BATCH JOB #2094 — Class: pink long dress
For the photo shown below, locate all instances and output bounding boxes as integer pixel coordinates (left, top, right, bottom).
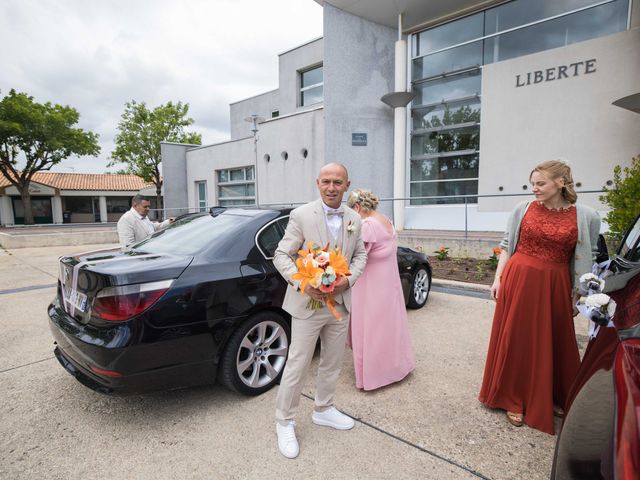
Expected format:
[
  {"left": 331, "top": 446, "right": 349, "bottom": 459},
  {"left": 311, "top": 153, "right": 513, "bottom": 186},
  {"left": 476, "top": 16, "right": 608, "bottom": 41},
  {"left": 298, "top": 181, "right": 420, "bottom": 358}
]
[{"left": 349, "top": 216, "right": 415, "bottom": 390}]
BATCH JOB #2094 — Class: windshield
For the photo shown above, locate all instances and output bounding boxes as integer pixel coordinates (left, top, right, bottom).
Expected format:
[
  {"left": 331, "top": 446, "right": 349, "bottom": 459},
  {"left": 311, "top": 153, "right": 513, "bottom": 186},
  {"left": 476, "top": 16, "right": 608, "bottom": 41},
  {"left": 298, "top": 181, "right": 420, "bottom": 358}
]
[{"left": 130, "top": 213, "right": 251, "bottom": 255}]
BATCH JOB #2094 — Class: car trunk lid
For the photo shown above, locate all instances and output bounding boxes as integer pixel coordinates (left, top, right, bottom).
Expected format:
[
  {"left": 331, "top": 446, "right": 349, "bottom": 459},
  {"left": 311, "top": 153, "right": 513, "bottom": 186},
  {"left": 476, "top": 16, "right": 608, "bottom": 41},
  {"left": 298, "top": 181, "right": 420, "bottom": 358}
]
[{"left": 58, "top": 247, "right": 192, "bottom": 324}]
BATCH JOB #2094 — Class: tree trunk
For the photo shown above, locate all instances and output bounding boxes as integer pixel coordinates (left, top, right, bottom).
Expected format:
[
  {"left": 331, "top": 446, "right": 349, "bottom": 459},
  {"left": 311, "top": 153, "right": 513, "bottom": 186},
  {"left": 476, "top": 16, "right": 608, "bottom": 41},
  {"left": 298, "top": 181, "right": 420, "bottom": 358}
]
[{"left": 20, "top": 187, "right": 35, "bottom": 225}]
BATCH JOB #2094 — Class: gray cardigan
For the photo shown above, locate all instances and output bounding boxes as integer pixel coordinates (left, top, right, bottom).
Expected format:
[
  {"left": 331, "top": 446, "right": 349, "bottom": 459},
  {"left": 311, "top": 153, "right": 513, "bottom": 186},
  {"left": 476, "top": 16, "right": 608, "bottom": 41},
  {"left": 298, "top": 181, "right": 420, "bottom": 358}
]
[{"left": 499, "top": 201, "right": 601, "bottom": 289}]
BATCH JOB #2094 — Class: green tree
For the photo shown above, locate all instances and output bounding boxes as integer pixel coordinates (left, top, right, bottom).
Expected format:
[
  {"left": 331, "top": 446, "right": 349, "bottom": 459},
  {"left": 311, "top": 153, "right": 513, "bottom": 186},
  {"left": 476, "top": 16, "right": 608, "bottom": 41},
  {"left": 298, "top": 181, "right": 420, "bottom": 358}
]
[
  {"left": 0, "top": 89, "right": 100, "bottom": 224},
  {"left": 109, "top": 100, "right": 202, "bottom": 214},
  {"left": 600, "top": 154, "right": 640, "bottom": 239}
]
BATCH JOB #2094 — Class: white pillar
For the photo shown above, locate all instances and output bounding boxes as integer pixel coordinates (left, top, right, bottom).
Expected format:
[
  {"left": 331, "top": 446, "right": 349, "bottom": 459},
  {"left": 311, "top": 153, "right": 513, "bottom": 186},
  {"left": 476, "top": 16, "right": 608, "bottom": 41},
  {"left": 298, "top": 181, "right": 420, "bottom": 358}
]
[
  {"left": 52, "top": 196, "right": 63, "bottom": 224},
  {"left": 392, "top": 15, "right": 408, "bottom": 231},
  {"left": 99, "top": 196, "right": 108, "bottom": 223},
  {"left": 0, "top": 195, "right": 14, "bottom": 225}
]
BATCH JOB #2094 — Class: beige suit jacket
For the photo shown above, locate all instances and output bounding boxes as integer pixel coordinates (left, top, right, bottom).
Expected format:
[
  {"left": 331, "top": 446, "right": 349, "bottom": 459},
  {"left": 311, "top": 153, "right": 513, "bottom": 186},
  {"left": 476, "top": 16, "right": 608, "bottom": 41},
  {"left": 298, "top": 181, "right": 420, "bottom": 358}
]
[{"left": 273, "top": 199, "right": 367, "bottom": 319}]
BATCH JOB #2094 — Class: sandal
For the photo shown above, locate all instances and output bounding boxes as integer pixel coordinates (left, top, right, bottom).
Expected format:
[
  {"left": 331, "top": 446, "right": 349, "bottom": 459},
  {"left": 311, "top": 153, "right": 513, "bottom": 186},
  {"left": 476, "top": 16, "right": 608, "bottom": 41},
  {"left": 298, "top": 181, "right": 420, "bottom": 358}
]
[
  {"left": 506, "top": 411, "right": 524, "bottom": 427},
  {"left": 553, "top": 406, "right": 565, "bottom": 418}
]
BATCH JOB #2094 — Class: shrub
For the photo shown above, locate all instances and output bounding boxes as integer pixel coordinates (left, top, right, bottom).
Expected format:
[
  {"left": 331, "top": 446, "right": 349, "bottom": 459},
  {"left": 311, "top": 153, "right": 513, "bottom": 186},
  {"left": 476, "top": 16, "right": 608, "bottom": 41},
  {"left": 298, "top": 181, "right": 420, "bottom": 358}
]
[
  {"left": 487, "top": 247, "right": 501, "bottom": 269},
  {"left": 600, "top": 154, "right": 640, "bottom": 239},
  {"left": 433, "top": 246, "right": 450, "bottom": 261}
]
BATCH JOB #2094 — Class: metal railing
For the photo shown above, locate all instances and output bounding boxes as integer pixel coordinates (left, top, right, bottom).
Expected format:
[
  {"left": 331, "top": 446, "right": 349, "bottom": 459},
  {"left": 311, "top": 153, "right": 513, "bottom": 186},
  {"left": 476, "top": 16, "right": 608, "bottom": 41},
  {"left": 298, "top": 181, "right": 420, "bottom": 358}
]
[{"left": 153, "top": 189, "right": 607, "bottom": 237}]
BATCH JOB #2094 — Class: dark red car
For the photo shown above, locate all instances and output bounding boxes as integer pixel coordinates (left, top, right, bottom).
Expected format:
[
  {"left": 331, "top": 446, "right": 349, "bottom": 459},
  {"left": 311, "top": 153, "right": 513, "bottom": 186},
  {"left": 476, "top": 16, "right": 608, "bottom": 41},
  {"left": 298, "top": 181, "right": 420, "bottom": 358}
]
[{"left": 551, "top": 216, "right": 640, "bottom": 479}]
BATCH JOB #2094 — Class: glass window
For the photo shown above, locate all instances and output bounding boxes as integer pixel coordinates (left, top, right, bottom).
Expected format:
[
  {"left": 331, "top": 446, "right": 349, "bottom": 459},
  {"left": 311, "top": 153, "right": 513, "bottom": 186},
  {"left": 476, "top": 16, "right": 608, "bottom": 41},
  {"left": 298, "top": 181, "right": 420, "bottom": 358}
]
[
  {"left": 271, "top": 110, "right": 279, "bottom": 118},
  {"left": 412, "top": 98, "right": 481, "bottom": 131},
  {"left": 64, "top": 196, "right": 94, "bottom": 214},
  {"left": 216, "top": 166, "right": 255, "bottom": 206},
  {"left": 410, "top": 154, "right": 479, "bottom": 182},
  {"left": 414, "top": 12, "right": 483, "bottom": 56},
  {"left": 410, "top": 180, "right": 478, "bottom": 205},
  {"left": 131, "top": 213, "right": 249, "bottom": 256},
  {"left": 196, "top": 181, "right": 207, "bottom": 212},
  {"left": 257, "top": 218, "right": 287, "bottom": 258},
  {"left": 106, "top": 196, "right": 131, "bottom": 214},
  {"left": 484, "top": 0, "right": 605, "bottom": 36},
  {"left": 413, "top": 70, "right": 481, "bottom": 106},
  {"left": 411, "top": 125, "right": 480, "bottom": 156},
  {"left": 300, "top": 65, "right": 323, "bottom": 106},
  {"left": 412, "top": 41, "right": 483, "bottom": 81},
  {"left": 484, "top": 1, "right": 630, "bottom": 64},
  {"left": 301, "top": 65, "right": 323, "bottom": 87}
]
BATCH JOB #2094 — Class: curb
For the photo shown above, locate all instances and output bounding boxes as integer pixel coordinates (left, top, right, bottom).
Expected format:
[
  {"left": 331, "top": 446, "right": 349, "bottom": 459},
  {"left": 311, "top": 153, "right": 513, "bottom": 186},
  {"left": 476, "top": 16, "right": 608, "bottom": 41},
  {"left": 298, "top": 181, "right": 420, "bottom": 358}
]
[{"left": 432, "top": 277, "right": 491, "bottom": 293}]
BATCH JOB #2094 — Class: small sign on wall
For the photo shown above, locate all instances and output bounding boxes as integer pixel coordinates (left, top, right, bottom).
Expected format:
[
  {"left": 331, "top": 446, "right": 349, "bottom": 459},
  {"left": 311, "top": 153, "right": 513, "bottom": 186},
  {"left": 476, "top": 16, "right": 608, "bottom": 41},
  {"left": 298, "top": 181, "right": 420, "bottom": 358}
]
[{"left": 352, "top": 133, "right": 367, "bottom": 146}]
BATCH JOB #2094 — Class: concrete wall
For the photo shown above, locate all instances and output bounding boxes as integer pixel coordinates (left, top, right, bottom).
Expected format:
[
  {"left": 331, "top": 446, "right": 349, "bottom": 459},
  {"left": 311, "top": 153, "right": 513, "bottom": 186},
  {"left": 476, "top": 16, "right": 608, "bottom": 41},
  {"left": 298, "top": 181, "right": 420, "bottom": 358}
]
[
  {"left": 160, "top": 142, "right": 194, "bottom": 216},
  {"left": 229, "top": 89, "right": 279, "bottom": 140},
  {"left": 257, "top": 107, "right": 325, "bottom": 206},
  {"left": 278, "top": 38, "right": 324, "bottom": 115},
  {"left": 185, "top": 137, "right": 254, "bottom": 211},
  {"left": 478, "top": 27, "right": 640, "bottom": 213},
  {"left": 323, "top": 4, "right": 396, "bottom": 218}
]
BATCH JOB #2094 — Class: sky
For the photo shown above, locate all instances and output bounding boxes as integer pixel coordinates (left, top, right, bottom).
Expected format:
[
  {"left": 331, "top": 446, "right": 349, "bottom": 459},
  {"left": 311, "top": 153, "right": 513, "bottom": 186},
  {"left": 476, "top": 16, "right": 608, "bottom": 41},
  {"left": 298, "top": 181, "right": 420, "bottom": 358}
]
[{"left": 0, "top": 0, "right": 323, "bottom": 173}]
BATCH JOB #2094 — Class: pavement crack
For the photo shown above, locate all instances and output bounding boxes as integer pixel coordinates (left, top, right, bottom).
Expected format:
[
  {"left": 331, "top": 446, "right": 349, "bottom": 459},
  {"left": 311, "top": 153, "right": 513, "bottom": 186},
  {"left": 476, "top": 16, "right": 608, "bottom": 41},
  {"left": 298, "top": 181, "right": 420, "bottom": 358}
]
[
  {"left": 302, "top": 392, "right": 492, "bottom": 480},
  {"left": 0, "top": 357, "right": 55, "bottom": 375}
]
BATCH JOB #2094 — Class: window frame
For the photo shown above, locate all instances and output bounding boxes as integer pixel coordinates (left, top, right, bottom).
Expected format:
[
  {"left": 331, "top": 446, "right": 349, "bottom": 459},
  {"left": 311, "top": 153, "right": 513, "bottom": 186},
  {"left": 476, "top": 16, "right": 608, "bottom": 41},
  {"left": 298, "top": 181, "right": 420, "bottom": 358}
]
[{"left": 299, "top": 64, "right": 324, "bottom": 107}]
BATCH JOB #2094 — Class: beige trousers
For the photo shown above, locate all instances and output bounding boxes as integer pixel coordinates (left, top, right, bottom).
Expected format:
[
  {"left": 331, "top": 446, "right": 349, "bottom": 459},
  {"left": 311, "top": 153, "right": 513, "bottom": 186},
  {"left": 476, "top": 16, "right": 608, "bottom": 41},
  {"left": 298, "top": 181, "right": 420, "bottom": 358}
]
[{"left": 275, "top": 303, "right": 349, "bottom": 424}]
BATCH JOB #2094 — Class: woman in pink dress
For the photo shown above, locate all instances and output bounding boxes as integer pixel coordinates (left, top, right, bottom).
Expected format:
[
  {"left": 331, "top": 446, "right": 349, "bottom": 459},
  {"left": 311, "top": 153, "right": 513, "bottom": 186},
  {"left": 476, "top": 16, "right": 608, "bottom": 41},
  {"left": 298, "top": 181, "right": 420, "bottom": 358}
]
[{"left": 346, "top": 189, "right": 415, "bottom": 390}]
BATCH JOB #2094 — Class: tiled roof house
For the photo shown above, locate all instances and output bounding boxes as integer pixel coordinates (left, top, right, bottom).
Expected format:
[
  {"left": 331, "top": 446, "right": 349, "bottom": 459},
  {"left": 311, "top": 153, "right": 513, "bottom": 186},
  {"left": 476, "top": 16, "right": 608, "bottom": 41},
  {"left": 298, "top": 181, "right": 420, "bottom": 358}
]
[{"left": 0, "top": 172, "right": 157, "bottom": 225}]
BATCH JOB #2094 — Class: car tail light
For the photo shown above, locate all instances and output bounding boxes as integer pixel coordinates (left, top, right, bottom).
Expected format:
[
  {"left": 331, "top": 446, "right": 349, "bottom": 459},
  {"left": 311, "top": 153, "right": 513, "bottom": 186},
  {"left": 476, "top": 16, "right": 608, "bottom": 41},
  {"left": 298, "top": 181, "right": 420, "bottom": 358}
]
[
  {"left": 92, "top": 280, "right": 174, "bottom": 322},
  {"left": 614, "top": 339, "right": 640, "bottom": 480},
  {"left": 90, "top": 366, "right": 123, "bottom": 377}
]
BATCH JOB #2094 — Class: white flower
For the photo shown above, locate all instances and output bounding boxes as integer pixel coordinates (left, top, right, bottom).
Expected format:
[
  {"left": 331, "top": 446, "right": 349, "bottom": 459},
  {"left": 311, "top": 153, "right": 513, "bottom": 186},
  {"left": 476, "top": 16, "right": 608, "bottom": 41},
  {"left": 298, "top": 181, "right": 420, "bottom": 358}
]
[
  {"left": 607, "top": 299, "right": 617, "bottom": 317},
  {"left": 580, "top": 273, "right": 599, "bottom": 283},
  {"left": 585, "top": 293, "right": 611, "bottom": 309},
  {"left": 316, "top": 251, "right": 330, "bottom": 266},
  {"left": 346, "top": 221, "right": 355, "bottom": 234}
]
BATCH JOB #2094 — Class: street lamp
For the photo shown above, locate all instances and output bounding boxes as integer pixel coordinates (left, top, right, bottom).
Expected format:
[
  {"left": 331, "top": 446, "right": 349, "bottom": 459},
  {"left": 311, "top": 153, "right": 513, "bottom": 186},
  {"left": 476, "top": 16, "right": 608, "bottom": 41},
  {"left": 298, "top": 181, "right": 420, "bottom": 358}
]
[{"left": 244, "top": 114, "right": 264, "bottom": 207}]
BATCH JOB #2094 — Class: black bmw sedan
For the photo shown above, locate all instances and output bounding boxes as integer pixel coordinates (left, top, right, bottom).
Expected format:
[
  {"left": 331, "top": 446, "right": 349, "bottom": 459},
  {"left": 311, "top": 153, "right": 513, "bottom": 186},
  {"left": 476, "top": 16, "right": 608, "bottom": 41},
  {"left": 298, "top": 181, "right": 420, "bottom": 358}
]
[{"left": 48, "top": 207, "right": 431, "bottom": 396}]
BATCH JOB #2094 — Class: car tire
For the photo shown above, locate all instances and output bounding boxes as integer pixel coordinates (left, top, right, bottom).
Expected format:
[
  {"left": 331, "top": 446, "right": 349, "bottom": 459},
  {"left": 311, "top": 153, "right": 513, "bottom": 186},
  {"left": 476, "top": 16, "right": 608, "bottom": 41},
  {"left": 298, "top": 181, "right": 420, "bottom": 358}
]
[
  {"left": 218, "top": 311, "right": 290, "bottom": 396},
  {"left": 407, "top": 265, "right": 431, "bottom": 309}
]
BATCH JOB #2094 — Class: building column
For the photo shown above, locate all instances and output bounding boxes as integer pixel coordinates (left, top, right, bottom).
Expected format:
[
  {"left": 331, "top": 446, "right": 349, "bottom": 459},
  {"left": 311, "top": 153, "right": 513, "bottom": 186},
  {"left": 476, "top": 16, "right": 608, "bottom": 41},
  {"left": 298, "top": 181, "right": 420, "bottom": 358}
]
[
  {"left": 99, "top": 196, "right": 108, "bottom": 223},
  {"left": 52, "top": 196, "right": 63, "bottom": 224},
  {"left": 0, "top": 195, "right": 14, "bottom": 226},
  {"left": 392, "top": 15, "right": 408, "bottom": 231}
]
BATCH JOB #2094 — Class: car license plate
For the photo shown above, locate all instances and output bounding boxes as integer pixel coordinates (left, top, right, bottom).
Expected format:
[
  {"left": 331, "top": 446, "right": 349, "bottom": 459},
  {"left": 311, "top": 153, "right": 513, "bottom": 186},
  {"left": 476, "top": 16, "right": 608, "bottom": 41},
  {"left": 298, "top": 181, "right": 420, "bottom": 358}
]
[{"left": 65, "top": 289, "right": 88, "bottom": 313}]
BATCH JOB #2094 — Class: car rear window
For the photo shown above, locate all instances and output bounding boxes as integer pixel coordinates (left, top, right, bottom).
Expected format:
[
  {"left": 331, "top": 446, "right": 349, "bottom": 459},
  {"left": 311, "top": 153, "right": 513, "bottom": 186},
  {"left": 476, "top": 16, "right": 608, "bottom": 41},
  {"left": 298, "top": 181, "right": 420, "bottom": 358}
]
[{"left": 130, "top": 213, "right": 250, "bottom": 255}]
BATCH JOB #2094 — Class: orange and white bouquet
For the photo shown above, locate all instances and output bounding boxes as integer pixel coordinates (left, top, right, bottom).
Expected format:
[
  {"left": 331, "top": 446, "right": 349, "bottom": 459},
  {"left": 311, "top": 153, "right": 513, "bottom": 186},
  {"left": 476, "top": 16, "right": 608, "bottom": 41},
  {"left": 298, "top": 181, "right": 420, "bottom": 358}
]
[{"left": 291, "top": 241, "right": 351, "bottom": 320}]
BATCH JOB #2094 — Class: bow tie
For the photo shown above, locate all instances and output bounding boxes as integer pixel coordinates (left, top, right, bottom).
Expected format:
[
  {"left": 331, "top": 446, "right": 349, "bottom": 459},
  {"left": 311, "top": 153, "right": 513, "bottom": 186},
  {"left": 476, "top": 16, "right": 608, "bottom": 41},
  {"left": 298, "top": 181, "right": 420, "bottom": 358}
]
[{"left": 326, "top": 209, "right": 344, "bottom": 218}]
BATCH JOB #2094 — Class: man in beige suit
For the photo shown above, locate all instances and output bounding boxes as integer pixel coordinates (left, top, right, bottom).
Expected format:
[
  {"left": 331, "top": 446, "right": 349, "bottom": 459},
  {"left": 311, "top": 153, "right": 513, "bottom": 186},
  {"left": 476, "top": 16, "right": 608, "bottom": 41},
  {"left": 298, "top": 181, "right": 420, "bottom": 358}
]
[
  {"left": 117, "top": 195, "right": 173, "bottom": 247},
  {"left": 273, "top": 163, "right": 367, "bottom": 459}
]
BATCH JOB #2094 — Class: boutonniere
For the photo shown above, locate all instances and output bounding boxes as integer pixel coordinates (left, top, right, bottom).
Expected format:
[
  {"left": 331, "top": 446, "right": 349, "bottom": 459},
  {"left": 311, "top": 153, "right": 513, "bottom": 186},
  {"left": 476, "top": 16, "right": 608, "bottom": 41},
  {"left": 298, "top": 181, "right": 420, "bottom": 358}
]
[{"left": 346, "top": 220, "right": 355, "bottom": 235}]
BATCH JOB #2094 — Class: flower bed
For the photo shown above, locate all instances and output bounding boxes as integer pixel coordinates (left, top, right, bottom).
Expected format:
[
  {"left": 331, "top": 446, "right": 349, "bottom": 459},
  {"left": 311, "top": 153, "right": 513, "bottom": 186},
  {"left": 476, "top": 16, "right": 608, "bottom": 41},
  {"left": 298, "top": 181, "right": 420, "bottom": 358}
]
[{"left": 428, "top": 256, "right": 497, "bottom": 285}]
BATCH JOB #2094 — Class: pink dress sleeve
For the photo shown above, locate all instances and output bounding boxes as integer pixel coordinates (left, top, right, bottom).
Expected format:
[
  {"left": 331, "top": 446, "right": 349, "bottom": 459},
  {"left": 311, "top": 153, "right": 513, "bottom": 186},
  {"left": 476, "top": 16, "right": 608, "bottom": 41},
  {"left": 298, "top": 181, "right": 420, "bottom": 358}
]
[{"left": 361, "top": 218, "right": 377, "bottom": 254}]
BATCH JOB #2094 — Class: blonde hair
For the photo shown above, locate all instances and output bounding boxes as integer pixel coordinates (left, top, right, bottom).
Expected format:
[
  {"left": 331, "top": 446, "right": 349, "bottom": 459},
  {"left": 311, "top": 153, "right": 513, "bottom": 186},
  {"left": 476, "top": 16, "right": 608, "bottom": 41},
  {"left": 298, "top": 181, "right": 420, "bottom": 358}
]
[
  {"left": 347, "top": 188, "right": 379, "bottom": 211},
  {"left": 530, "top": 160, "right": 578, "bottom": 204}
]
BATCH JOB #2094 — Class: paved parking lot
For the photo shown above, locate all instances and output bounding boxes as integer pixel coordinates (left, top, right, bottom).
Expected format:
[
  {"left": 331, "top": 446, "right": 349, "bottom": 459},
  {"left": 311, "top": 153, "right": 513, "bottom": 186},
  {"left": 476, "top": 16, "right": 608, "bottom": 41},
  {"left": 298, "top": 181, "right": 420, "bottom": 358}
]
[{"left": 0, "top": 244, "right": 589, "bottom": 479}]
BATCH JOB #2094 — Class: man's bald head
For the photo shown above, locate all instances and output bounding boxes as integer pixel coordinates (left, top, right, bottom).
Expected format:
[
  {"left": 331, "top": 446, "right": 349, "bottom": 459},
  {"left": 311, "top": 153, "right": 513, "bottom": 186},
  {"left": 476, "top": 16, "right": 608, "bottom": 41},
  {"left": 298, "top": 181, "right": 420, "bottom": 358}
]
[{"left": 318, "top": 163, "right": 349, "bottom": 181}]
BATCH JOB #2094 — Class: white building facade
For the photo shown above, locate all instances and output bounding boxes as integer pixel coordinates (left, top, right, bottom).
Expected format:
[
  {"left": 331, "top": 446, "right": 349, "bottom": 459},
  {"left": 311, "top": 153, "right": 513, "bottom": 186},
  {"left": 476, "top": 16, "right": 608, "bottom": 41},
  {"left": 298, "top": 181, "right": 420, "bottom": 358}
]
[{"left": 163, "top": 0, "right": 640, "bottom": 231}]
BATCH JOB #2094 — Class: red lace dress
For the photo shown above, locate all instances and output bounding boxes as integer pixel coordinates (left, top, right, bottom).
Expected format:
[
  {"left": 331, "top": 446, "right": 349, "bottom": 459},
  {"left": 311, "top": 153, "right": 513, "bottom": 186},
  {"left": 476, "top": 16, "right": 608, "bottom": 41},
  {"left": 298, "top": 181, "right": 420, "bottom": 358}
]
[{"left": 479, "top": 201, "right": 579, "bottom": 435}]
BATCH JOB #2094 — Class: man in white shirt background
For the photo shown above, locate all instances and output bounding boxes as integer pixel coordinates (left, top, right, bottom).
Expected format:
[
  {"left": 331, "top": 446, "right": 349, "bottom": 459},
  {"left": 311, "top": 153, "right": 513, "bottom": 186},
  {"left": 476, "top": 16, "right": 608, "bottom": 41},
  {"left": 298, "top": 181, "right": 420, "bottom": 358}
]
[{"left": 117, "top": 194, "right": 173, "bottom": 247}]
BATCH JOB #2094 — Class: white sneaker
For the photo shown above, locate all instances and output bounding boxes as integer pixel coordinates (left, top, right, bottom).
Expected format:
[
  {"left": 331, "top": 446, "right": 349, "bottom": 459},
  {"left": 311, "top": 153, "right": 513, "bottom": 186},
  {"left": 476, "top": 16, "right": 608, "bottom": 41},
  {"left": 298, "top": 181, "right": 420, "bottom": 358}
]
[
  {"left": 311, "top": 407, "right": 355, "bottom": 430},
  {"left": 276, "top": 421, "right": 299, "bottom": 459}
]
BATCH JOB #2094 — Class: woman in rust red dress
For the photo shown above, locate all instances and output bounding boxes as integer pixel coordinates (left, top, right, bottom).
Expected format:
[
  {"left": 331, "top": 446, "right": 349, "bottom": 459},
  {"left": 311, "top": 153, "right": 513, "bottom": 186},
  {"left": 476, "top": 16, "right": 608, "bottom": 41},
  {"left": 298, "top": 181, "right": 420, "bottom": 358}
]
[{"left": 479, "top": 160, "right": 601, "bottom": 434}]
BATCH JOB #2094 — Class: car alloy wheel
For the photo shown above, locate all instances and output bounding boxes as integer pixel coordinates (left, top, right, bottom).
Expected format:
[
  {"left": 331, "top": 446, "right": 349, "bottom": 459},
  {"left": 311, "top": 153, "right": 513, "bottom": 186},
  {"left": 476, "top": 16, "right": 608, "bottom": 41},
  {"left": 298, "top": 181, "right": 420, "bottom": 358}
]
[
  {"left": 408, "top": 266, "right": 430, "bottom": 309},
  {"left": 219, "top": 311, "right": 290, "bottom": 395}
]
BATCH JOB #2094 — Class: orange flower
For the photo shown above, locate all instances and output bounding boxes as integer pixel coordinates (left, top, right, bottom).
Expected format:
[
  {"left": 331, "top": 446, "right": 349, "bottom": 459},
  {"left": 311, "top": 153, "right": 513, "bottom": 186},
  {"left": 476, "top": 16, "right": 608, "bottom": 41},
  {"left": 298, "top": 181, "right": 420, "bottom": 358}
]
[
  {"left": 291, "top": 257, "right": 323, "bottom": 295},
  {"left": 329, "top": 247, "right": 351, "bottom": 277},
  {"left": 493, "top": 247, "right": 502, "bottom": 256}
]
